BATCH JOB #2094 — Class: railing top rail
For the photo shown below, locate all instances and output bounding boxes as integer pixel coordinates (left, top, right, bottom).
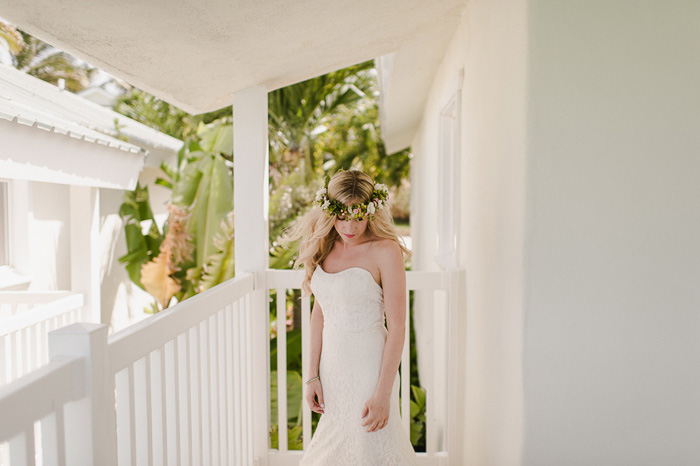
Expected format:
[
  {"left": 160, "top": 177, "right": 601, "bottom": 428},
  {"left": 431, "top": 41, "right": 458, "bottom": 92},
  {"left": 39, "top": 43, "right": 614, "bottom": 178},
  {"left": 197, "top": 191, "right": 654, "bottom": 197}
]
[
  {"left": 108, "top": 272, "right": 255, "bottom": 373},
  {"left": 0, "top": 293, "right": 84, "bottom": 336},
  {"left": 0, "top": 290, "right": 78, "bottom": 304},
  {"left": 0, "top": 355, "right": 84, "bottom": 442}
]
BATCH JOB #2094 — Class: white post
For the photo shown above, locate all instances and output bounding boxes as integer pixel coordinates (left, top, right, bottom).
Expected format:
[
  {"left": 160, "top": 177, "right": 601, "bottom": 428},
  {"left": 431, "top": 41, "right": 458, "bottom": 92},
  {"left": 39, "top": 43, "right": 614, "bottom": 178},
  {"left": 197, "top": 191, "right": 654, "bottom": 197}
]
[
  {"left": 48, "top": 322, "right": 117, "bottom": 465},
  {"left": 69, "top": 186, "right": 101, "bottom": 323},
  {"left": 446, "top": 269, "right": 466, "bottom": 466},
  {"left": 233, "top": 85, "right": 270, "bottom": 465},
  {"left": 9, "top": 179, "right": 31, "bottom": 277}
]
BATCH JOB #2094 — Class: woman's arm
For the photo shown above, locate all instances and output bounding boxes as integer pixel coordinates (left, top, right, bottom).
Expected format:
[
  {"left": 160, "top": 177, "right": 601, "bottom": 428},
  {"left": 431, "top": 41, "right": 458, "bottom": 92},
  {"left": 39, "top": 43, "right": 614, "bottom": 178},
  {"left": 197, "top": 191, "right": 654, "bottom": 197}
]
[
  {"left": 308, "top": 296, "right": 324, "bottom": 379},
  {"left": 361, "top": 241, "right": 406, "bottom": 432},
  {"left": 373, "top": 242, "right": 407, "bottom": 397},
  {"left": 305, "top": 294, "right": 326, "bottom": 414}
]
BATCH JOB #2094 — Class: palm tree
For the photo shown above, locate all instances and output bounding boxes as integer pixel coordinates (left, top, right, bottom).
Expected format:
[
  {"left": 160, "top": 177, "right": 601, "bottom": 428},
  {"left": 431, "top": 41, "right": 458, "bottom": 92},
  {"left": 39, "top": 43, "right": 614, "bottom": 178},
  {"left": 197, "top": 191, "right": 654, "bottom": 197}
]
[
  {"left": 268, "top": 60, "right": 376, "bottom": 187},
  {"left": 0, "top": 23, "right": 94, "bottom": 92},
  {"left": 14, "top": 32, "right": 94, "bottom": 92},
  {"left": 268, "top": 62, "right": 411, "bottom": 266}
]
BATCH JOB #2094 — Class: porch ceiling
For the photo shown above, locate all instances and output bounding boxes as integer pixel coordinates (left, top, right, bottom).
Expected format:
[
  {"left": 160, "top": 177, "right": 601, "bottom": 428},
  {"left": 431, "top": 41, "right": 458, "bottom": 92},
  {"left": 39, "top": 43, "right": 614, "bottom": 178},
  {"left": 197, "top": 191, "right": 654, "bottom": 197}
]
[{"left": 1, "top": 1, "right": 464, "bottom": 132}]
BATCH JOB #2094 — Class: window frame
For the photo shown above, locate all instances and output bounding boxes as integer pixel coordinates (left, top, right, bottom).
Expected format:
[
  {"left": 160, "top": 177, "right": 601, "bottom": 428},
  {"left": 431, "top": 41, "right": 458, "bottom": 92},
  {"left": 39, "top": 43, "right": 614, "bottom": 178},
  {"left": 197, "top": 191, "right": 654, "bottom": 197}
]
[
  {"left": 0, "top": 178, "right": 33, "bottom": 290},
  {"left": 435, "top": 68, "right": 464, "bottom": 271}
]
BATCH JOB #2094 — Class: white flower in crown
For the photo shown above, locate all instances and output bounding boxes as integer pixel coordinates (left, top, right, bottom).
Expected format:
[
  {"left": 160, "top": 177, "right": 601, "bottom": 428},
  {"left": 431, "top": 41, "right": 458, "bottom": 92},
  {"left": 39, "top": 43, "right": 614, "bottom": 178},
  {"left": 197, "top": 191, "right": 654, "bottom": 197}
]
[
  {"left": 315, "top": 186, "right": 327, "bottom": 201},
  {"left": 322, "top": 199, "right": 330, "bottom": 209},
  {"left": 374, "top": 182, "right": 388, "bottom": 193},
  {"left": 366, "top": 202, "right": 376, "bottom": 214}
]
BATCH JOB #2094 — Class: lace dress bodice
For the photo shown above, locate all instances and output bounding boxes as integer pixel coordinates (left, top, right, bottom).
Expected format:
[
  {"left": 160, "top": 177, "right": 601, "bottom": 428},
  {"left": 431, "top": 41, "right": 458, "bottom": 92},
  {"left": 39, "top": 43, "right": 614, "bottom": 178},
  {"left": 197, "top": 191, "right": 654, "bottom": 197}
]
[{"left": 311, "top": 265, "right": 385, "bottom": 332}]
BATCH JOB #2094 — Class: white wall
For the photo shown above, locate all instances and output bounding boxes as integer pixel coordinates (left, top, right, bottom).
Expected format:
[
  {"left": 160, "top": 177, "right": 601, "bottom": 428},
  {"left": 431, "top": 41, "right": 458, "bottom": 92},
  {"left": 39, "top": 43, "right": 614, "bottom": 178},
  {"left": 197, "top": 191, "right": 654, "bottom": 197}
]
[
  {"left": 413, "top": 0, "right": 700, "bottom": 462},
  {"left": 523, "top": 1, "right": 700, "bottom": 464},
  {"left": 1, "top": 170, "right": 168, "bottom": 333},
  {"left": 28, "top": 181, "right": 71, "bottom": 290},
  {"left": 411, "top": 0, "right": 527, "bottom": 463}
]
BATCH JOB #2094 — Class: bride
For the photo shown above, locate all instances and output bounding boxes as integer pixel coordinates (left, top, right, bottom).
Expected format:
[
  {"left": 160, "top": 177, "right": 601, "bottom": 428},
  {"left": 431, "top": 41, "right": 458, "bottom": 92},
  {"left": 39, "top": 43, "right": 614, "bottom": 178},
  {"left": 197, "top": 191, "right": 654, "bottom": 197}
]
[{"left": 281, "top": 168, "right": 417, "bottom": 465}]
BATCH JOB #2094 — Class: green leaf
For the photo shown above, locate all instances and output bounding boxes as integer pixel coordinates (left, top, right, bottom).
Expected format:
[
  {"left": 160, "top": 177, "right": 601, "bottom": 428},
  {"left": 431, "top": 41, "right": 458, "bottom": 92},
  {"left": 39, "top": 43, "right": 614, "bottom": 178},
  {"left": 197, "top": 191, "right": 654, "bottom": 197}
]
[
  {"left": 270, "top": 328, "right": 303, "bottom": 373},
  {"left": 198, "top": 211, "right": 236, "bottom": 291},
  {"left": 411, "top": 384, "right": 426, "bottom": 409},
  {"left": 197, "top": 120, "right": 233, "bottom": 156},
  {"left": 270, "top": 369, "right": 304, "bottom": 424},
  {"left": 172, "top": 158, "right": 204, "bottom": 207},
  {"left": 185, "top": 154, "right": 233, "bottom": 273},
  {"left": 410, "top": 419, "right": 424, "bottom": 445},
  {"left": 410, "top": 399, "right": 420, "bottom": 419}
]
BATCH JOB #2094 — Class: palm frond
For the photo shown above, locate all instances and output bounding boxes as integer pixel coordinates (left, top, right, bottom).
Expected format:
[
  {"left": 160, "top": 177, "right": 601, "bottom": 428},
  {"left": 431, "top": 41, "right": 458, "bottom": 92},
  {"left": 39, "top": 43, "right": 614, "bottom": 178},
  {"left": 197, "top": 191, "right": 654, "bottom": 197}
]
[{"left": 0, "top": 22, "right": 25, "bottom": 55}]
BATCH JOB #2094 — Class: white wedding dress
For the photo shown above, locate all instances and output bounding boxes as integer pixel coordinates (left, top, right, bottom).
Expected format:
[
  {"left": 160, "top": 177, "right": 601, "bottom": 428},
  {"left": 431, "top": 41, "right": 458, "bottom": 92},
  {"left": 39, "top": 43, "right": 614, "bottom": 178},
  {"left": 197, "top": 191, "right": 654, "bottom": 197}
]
[{"left": 298, "top": 265, "right": 419, "bottom": 466}]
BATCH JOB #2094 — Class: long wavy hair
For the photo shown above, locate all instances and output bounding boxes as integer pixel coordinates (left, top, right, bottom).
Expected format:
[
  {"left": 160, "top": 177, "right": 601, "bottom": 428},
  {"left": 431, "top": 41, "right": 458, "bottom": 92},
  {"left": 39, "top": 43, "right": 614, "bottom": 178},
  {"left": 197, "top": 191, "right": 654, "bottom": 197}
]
[{"left": 280, "top": 169, "right": 412, "bottom": 297}]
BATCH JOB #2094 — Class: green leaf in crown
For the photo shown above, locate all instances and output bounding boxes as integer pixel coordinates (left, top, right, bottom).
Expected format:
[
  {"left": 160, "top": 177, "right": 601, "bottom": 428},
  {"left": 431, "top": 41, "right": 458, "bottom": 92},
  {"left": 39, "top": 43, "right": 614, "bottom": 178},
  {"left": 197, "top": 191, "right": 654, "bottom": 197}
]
[{"left": 314, "top": 176, "right": 389, "bottom": 221}]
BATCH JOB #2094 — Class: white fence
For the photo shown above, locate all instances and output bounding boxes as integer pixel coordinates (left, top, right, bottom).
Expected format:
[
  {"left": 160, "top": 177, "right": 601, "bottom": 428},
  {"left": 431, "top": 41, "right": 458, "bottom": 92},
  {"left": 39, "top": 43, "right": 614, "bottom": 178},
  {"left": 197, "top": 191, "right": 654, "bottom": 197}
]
[
  {"left": 0, "top": 291, "right": 84, "bottom": 388},
  {"left": 0, "top": 268, "right": 463, "bottom": 466},
  {"left": 0, "top": 274, "right": 255, "bottom": 466}
]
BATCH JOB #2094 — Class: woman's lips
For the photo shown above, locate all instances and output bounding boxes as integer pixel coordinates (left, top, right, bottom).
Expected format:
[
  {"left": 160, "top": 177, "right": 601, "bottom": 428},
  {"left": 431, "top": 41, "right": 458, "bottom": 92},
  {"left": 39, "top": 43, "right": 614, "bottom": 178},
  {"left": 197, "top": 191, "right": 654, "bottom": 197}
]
[{"left": 345, "top": 234, "right": 355, "bottom": 237}]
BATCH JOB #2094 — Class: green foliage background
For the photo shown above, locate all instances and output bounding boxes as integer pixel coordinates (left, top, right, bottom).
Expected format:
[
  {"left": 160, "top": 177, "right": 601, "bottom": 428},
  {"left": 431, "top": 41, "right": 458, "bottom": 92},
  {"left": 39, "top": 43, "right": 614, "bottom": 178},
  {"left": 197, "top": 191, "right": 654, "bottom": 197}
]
[
  {"left": 0, "top": 21, "right": 429, "bottom": 454},
  {"left": 112, "top": 60, "right": 425, "bottom": 451}
]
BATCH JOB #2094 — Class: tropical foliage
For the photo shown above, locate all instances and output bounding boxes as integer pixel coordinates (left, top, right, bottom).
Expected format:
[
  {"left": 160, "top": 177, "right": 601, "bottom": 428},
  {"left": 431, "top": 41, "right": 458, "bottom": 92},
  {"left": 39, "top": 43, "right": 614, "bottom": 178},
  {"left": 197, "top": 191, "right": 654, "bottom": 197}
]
[
  {"left": 117, "top": 121, "right": 236, "bottom": 311},
  {"left": 113, "top": 87, "right": 232, "bottom": 142},
  {"left": 1, "top": 21, "right": 426, "bottom": 451},
  {"left": 109, "top": 58, "right": 422, "bottom": 447},
  {"left": 0, "top": 21, "right": 94, "bottom": 92}
]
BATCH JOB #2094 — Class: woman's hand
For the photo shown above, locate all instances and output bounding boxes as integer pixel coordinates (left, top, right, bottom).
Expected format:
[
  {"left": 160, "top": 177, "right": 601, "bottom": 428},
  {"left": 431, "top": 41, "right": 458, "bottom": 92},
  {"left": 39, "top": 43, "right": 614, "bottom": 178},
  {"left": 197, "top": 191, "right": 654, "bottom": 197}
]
[
  {"left": 361, "top": 391, "right": 390, "bottom": 432},
  {"left": 305, "top": 379, "right": 325, "bottom": 414}
]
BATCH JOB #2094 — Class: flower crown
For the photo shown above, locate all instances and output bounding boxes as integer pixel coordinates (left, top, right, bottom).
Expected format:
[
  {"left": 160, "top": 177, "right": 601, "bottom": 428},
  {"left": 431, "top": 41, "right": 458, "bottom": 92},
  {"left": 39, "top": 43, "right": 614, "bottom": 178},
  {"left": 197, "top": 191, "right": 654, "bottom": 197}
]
[{"left": 315, "top": 175, "right": 390, "bottom": 221}]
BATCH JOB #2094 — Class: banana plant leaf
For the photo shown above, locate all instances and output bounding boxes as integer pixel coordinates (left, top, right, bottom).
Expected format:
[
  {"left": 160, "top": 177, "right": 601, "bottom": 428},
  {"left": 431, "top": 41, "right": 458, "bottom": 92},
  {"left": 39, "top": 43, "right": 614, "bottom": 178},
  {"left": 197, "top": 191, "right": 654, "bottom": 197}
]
[
  {"left": 197, "top": 120, "right": 233, "bottom": 156},
  {"left": 171, "top": 152, "right": 205, "bottom": 207},
  {"left": 117, "top": 182, "right": 163, "bottom": 289},
  {"left": 176, "top": 153, "right": 233, "bottom": 273},
  {"left": 198, "top": 211, "right": 235, "bottom": 292}
]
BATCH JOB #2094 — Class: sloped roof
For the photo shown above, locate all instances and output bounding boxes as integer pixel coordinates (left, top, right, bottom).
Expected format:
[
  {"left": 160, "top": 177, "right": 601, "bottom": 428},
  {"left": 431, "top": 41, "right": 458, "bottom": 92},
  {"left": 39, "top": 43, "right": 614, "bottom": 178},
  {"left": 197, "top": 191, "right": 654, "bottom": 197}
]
[
  {"left": 0, "top": 114, "right": 145, "bottom": 189},
  {"left": 0, "top": 64, "right": 183, "bottom": 166},
  {"left": 0, "top": 64, "right": 181, "bottom": 189},
  {"left": 0, "top": 67, "right": 143, "bottom": 154}
]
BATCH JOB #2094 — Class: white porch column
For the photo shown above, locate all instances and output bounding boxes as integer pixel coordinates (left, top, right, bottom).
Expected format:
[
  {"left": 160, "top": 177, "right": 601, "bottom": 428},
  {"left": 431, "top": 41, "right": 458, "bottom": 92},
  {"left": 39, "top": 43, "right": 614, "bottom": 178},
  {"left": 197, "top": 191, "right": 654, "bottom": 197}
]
[
  {"left": 69, "top": 185, "right": 101, "bottom": 323},
  {"left": 233, "top": 84, "right": 270, "bottom": 465}
]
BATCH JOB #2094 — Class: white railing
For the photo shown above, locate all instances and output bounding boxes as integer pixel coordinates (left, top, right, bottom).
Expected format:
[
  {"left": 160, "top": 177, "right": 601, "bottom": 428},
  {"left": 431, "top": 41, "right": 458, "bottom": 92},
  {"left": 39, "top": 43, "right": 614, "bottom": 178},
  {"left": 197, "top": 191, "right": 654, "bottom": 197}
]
[
  {"left": 109, "top": 272, "right": 256, "bottom": 466},
  {"left": 0, "top": 273, "right": 256, "bottom": 466},
  {"left": 0, "top": 291, "right": 84, "bottom": 387},
  {"left": 0, "top": 353, "right": 85, "bottom": 465},
  {"left": 266, "top": 268, "right": 461, "bottom": 466},
  {"left": 0, "top": 268, "right": 463, "bottom": 466}
]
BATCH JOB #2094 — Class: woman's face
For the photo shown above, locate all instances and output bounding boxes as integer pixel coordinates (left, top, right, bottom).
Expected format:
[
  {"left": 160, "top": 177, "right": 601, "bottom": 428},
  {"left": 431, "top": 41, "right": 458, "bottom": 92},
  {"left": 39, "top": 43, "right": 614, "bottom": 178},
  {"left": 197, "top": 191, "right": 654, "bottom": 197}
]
[{"left": 334, "top": 203, "right": 369, "bottom": 243}]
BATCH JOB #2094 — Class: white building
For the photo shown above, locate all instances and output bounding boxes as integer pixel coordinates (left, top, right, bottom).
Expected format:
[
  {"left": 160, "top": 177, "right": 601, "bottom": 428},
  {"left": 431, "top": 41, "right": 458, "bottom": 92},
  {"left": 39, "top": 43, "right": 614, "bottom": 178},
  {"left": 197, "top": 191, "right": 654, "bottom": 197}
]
[
  {"left": 0, "top": 0, "right": 697, "bottom": 465},
  {"left": 0, "top": 62, "right": 184, "bottom": 385}
]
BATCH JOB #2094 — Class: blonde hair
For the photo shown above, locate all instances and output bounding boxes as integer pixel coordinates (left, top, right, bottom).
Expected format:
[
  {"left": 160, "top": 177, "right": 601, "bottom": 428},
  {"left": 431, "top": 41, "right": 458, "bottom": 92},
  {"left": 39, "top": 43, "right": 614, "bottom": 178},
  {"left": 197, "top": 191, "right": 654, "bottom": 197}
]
[{"left": 279, "top": 169, "right": 412, "bottom": 296}]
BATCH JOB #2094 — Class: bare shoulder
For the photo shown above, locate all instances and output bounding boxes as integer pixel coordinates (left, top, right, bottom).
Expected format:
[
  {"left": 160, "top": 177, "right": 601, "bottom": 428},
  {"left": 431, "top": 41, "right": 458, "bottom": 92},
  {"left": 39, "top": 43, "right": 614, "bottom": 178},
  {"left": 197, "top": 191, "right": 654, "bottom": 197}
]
[
  {"left": 374, "top": 238, "right": 401, "bottom": 254},
  {"left": 373, "top": 239, "right": 405, "bottom": 295},
  {"left": 374, "top": 239, "right": 404, "bottom": 272}
]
